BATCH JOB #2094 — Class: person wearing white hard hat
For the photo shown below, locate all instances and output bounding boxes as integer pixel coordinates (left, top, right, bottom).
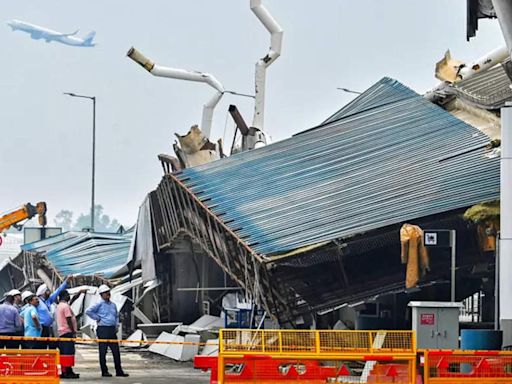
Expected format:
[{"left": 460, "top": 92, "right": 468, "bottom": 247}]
[
  {"left": 7, "top": 289, "right": 24, "bottom": 344},
  {"left": 9, "top": 290, "right": 22, "bottom": 312},
  {"left": 35, "top": 276, "right": 70, "bottom": 349},
  {"left": 20, "top": 291, "right": 42, "bottom": 349},
  {"left": 86, "top": 285, "right": 129, "bottom": 378},
  {"left": 0, "top": 290, "right": 22, "bottom": 349}
]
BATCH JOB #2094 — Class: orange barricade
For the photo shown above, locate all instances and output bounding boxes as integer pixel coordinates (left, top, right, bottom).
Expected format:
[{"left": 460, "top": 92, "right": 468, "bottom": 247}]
[
  {"left": 216, "top": 329, "right": 417, "bottom": 383},
  {"left": 219, "top": 354, "right": 416, "bottom": 383},
  {"left": 423, "top": 350, "right": 512, "bottom": 384},
  {"left": 0, "top": 349, "right": 60, "bottom": 384}
]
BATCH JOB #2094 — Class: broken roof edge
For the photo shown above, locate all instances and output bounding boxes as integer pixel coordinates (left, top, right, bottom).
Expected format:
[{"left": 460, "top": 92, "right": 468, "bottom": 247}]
[
  {"left": 168, "top": 172, "right": 267, "bottom": 263},
  {"left": 426, "top": 61, "right": 512, "bottom": 111},
  {"left": 265, "top": 202, "right": 497, "bottom": 266},
  {"left": 266, "top": 241, "right": 330, "bottom": 262},
  {"left": 319, "top": 77, "right": 420, "bottom": 124}
]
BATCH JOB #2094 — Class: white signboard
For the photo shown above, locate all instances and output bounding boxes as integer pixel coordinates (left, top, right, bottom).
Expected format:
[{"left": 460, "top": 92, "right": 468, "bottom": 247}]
[
  {"left": 424, "top": 232, "right": 438, "bottom": 246},
  {"left": 24, "top": 227, "right": 62, "bottom": 244}
]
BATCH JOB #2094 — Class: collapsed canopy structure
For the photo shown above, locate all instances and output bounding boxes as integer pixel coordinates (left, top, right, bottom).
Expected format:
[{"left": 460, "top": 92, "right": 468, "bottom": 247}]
[{"left": 147, "top": 77, "right": 500, "bottom": 325}]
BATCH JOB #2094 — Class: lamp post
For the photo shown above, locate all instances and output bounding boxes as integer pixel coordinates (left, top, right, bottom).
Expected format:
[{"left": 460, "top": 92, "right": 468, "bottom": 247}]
[
  {"left": 336, "top": 87, "right": 362, "bottom": 95},
  {"left": 63, "top": 92, "right": 96, "bottom": 231}
]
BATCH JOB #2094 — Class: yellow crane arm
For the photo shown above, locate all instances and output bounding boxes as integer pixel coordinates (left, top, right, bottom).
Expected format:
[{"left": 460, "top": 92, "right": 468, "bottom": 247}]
[{"left": 0, "top": 202, "right": 47, "bottom": 233}]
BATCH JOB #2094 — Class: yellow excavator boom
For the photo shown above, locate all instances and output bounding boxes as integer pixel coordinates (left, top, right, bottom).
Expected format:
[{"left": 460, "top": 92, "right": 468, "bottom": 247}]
[{"left": 0, "top": 202, "right": 47, "bottom": 233}]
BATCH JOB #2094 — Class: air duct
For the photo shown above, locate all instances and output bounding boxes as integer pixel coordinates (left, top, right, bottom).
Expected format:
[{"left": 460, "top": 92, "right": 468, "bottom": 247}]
[
  {"left": 127, "top": 47, "right": 225, "bottom": 138},
  {"left": 250, "top": 0, "right": 283, "bottom": 131},
  {"left": 435, "top": 46, "right": 509, "bottom": 82}
]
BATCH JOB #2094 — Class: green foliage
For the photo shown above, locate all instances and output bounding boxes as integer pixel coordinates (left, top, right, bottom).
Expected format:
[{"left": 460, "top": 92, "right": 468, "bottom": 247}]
[{"left": 54, "top": 205, "right": 122, "bottom": 233}]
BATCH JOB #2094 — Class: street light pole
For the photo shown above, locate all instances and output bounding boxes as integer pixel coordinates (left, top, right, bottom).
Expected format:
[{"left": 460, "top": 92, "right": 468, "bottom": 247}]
[
  {"left": 336, "top": 87, "right": 363, "bottom": 95},
  {"left": 63, "top": 92, "right": 96, "bottom": 231}
]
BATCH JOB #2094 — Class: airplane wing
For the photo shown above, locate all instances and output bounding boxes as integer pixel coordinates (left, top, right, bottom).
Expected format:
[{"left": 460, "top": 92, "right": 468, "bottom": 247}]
[
  {"left": 45, "top": 29, "right": 80, "bottom": 38},
  {"left": 30, "top": 31, "right": 43, "bottom": 39}
]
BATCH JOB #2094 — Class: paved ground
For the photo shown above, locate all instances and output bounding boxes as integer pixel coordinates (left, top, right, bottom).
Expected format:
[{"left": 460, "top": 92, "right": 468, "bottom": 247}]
[{"left": 61, "top": 345, "right": 211, "bottom": 384}]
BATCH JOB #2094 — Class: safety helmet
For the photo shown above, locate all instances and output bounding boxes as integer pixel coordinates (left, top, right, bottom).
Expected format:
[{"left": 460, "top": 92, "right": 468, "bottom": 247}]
[
  {"left": 36, "top": 284, "right": 48, "bottom": 297},
  {"left": 98, "top": 284, "right": 111, "bottom": 294},
  {"left": 21, "top": 291, "right": 35, "bottom": 302},
  {"left": 4, "top": 289, "right": 21, "bottom": 298}
]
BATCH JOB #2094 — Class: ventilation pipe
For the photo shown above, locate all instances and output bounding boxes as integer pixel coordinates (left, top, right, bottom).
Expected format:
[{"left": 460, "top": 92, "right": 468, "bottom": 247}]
[
  {"left": 250, "top": 0, "right": 283, "bottom": 131},
  {"left": 127, "top": 47, "right": 225, "bottom": 138},
  {"left": 435, "top": 46, "right": 509, "bottom": 82}
]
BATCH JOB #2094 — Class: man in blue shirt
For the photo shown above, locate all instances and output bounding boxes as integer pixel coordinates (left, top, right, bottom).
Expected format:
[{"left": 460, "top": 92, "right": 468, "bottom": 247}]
[
  {"left": 21, "top": 292, "right": 42, "bottom": 349},
  {"left": 36, "top": 276, "right": 69, "bottom": 348},
  {"left": 86, "top": 285, "right": 128, "bottom": 378},
  {"left": 0, "top": 290, "right": 22, "bottom": 349}
]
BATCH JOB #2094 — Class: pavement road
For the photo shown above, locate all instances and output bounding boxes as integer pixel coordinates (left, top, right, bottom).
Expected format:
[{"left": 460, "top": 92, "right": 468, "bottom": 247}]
[{"left": 61, "top": 345, "right": 211, "bottom": 384}]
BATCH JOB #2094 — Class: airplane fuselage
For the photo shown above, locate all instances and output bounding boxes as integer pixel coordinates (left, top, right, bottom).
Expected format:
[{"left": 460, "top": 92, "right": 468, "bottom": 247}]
[{"left": 7, "top": 19, "right": 95, "bottom": 47}]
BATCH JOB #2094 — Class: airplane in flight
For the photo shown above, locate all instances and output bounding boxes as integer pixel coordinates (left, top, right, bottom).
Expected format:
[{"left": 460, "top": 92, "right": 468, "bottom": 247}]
[{"left": 6, "top": 19, "right": 96, "bottom": 47}]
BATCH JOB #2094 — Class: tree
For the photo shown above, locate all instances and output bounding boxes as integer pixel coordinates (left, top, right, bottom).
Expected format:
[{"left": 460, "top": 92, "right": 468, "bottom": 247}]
[
  {"left": 54, "top": 205, "right": 123, "bottom": 233},
  {"left": 54, "top": 210, "right": 73, "bottom": 231}
]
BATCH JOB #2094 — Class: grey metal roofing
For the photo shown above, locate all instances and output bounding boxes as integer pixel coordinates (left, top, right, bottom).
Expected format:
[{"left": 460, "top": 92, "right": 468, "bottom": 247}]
[
  {"left": 446, "top": 64, "right": 512, "bottom": 109},
  {"left": 177, "top": 77, "right": 500, "bottom": 256},
  {"left": 21, "top": 231, "right": 133, "bottom": 278}
]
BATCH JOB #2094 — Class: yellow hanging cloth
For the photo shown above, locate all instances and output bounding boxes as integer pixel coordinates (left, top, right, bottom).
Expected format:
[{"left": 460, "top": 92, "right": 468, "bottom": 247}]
[{"left": 400, "top": 224, "right": 430, "bottom": 289}]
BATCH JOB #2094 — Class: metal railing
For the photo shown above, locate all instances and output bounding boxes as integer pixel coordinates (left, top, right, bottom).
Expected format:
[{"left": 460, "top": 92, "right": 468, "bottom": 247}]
[{"left": 220, "top": 329, "right": 416, "bottom": 356}]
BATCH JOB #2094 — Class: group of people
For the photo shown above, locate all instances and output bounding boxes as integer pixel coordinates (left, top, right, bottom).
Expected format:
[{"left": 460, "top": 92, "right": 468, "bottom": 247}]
[{"left": 0, "top": 279, "right": 129, "bottom": 379}]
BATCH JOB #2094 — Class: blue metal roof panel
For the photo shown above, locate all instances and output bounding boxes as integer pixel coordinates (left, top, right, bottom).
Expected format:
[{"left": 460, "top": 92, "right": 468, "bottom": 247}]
[
  {"left": 178, "top": 78, "right": 500, "bottom": 256},
  {"left": 21, "top": 231, "right": 133, "bottom": 277},
  {"left": 323, "top": 77, "right": 418, "bottom": 124}
]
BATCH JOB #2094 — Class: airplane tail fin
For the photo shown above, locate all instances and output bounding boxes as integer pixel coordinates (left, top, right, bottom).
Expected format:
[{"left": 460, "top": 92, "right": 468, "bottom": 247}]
[{"left": 84, "top": 31, "right": 95, "bottom": 45}]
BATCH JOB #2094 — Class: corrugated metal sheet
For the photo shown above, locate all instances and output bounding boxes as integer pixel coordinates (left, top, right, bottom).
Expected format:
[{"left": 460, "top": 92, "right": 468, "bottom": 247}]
[
  {"left": 322, "top": 78, "right": 417, "bottom": 124},
  {"left": 21, "top": 231, "right": 133, "bottom": 278},
  {"left": 177, "top": 77, "right": 500, "bottom": 256},
  {"left": 450, "top": 64, "right": 512, "bottom": 109}
]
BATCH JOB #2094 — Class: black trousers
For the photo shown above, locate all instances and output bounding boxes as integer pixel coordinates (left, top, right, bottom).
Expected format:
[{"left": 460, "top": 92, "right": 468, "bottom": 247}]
[
  {"left": 25, "top": 339, "right": 44, "bottom": 349},
  {"left": 59, "top": 332, "right": 76, "bottom": 356},
  {"left": 96, "top": 326, "right": 123, "bottom": 374},
  {"left": 0, "top": 332, "right": 20, "bottom": 349},
  {"left": 41, "top": 325, "right": 57, "bottom": 349}
]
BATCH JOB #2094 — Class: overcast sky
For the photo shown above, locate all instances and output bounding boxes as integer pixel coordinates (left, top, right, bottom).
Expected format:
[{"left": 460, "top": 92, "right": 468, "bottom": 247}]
[{"left": 0, "top": 0, "right": 505, "bottom": 228}]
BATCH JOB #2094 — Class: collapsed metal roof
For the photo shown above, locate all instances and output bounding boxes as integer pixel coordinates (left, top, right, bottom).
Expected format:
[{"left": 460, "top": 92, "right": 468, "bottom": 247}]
[
  {"left": 431, "top": 63, "right": 512, "bottom": 110},
  {"left": 151, "top": 77, "right": 500, "bottom": 324},
  {"left": 21, "top": 231, "right": 133, "bottom": 278},
  {"left": 176, "top": 77, "right": 499, "bottom": 257}
]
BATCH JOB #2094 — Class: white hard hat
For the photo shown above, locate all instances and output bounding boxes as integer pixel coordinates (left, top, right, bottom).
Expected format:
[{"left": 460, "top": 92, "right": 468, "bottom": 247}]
[
  {"left": 21, "top": 291, "right": 35, "bottom": 302},
  {"left": 4, "top": 289, "right": 21, "bottom": 297},
  {"left": 36, "top": 284, "right": 48, "bottom": 297},
  {"left": 98, "top": 284, "right": 111, "bottom": 294}
]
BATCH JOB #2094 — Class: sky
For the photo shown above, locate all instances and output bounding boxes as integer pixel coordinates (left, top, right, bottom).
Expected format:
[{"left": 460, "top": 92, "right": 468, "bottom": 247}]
[{"left": 0, "top": 0, "right": 505, "bottom": 228}]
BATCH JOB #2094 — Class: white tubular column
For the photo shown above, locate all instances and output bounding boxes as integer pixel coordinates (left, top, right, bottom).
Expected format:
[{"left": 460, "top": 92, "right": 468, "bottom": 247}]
[
  {"left": 250, "top": 0, "right": 283, "bottom": 131},
  {"left": 127, "top": 47, "right": 225, "bottom": 138}
]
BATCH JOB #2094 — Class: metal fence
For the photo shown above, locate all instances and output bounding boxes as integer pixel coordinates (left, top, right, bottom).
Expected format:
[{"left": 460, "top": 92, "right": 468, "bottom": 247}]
[
  {"left": 217, "top": 329, "right": 417, "bottom": 383},
  {"left": 220, "top": 329, "right": 416, "bottom": 356}
]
